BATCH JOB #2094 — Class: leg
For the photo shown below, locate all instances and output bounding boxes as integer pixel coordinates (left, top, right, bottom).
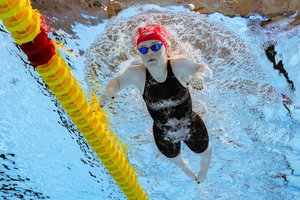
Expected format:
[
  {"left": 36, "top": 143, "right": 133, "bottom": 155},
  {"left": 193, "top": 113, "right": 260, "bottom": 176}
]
[
  {"left": 153, "top": 123, "right": 196, "bottom": 180},
  {"left": 196, "top": 142, "right": 212, "bottom": 183},
  {"left": 184, "top": 113, "right": 211, "bottom": 183},
  {"left": 167, "top": 152, "right": 197, "bottom": 180}
]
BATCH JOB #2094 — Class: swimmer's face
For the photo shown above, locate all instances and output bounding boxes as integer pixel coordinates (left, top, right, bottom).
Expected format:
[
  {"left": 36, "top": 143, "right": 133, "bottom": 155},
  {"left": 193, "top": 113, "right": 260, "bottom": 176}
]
[{"left": 137, "top": 40, "right": 167, "bottom": 67}]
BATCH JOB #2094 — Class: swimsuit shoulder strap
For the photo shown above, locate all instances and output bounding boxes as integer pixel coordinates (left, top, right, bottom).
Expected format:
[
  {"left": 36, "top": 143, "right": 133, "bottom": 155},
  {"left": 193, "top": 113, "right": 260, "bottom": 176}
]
[
  {"left": 167, "top": 60, "right": 175, "bottom": 77},
  {"left": 145, "top": 66, "right": 150, "bottom": 82}
]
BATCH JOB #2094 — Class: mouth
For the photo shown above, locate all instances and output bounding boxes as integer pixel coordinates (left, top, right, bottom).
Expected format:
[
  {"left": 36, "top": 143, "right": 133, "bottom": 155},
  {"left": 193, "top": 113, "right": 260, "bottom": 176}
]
[{"left": 148, "top": 59, "right": 156, "bottom": 62}]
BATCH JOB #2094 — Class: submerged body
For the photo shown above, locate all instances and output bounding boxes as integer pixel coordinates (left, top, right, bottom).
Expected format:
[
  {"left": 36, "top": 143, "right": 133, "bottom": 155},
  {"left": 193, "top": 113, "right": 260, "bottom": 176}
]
[
  {"left": 143, "top": 60, "right": 209, "bottom": 158},
  {"left": 100, "top": 24, "right": 212, "bottom": 183}
]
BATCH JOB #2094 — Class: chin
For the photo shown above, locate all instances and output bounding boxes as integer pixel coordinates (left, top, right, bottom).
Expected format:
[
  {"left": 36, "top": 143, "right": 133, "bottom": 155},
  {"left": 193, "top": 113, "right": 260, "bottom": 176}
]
[
  {"left": 146, "top": 60, "right": 158, "bottom": 66},
  {"left": 149, "top": 60, "right": 158, "bottom": 64}
]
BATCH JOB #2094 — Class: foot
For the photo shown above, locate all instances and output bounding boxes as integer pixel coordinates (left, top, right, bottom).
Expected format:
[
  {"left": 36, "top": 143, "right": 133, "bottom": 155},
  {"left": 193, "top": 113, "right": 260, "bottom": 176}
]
[
  {"left": 167, "top": 154, "right": 197, "bottom": 180},
  {"left": 196, "top": 170, "right": 207, "bottom": 184}
]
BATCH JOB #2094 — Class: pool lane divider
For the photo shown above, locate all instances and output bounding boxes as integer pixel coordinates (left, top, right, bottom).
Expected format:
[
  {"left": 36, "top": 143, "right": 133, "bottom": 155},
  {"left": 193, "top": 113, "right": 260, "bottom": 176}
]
[{"left": 0, "top": 0, "right": 147, "bottom": 199}]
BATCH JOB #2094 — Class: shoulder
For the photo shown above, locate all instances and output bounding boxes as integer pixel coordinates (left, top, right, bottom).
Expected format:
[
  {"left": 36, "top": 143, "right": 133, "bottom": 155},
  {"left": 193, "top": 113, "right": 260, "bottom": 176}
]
[
  {"left": 170, "top": 56, "right": 212, "bottom": 79},
  {"left": 121, "top": 63, "right": 145, "bottom": 78},
  {"left": 170, "top": 57, "right": 196, "bottom": 70},
  {"left": 169, "top": 56, "right": 195, "bottom": 76},
  {"left": 169, "top": 57, "right": 191, "bottom": 87},
  {"left": 118, "top": 63, "right": 146, "bottom": 93},
  {"left": 119, "top": 64, "right": 146, "bottom": 84},
  {"left": 132, "top": 64, "right": 146, "bottom": 93},
  {"left": 130, "top": 63, "right": 146, "bottom": 79}
]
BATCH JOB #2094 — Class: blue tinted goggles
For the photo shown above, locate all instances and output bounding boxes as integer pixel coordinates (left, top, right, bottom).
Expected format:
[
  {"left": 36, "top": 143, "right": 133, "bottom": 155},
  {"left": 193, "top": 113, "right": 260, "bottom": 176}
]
[{"left": 138, "top": 43, "right": 163, "bottom": 54}]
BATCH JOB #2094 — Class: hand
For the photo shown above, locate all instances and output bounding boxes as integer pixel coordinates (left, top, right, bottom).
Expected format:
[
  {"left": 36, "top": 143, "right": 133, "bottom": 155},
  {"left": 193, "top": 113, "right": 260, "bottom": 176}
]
[
  {"left": 99, "top": 92, "right": 115, "bottom": 107},
  {"left": 187, "top": 78, "right": 204, "bottom": 91}
]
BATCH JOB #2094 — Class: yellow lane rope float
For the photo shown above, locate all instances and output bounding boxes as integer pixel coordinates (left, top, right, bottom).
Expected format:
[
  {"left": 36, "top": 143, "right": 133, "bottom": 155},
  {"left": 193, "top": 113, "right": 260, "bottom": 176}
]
[{"left": 0, "top": 0, "right": 147, "bottom": 199}]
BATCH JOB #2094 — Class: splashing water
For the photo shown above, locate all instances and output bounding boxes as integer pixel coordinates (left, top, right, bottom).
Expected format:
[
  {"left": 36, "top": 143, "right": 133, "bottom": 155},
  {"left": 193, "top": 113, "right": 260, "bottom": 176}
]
[
  {"left": 1, "top": 3, "right": 299, "bottom": 200},
  {"left": 85, "top": 6, "right": 299, "bottom": 200},
  {"left": 85, "top": 10, "right": 278, "bottom": 102}
]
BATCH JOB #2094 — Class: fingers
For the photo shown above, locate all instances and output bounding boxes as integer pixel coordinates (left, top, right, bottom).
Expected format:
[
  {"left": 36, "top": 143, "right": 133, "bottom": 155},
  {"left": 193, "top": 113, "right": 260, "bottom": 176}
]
[
  {"left": 99, "top": 97, "right": 106, "bottom": 107},
  {"left": 188, "top": 79, "right": 204, "bottom": 91},
  {"left": 99, "top": 94, "right": 115, "bottom": 107},
  {"left": 187, "top": 84, "right": 203, "bottom": 90},
  {"left": 192, "top": 85, "right": 203, "bottom": 90}
]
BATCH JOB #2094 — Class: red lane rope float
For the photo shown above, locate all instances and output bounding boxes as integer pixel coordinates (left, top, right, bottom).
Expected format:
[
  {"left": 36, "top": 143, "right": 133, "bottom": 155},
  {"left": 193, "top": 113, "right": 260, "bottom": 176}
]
[{"left": 20, "top": 27, "right": 55, "bottom": 66}]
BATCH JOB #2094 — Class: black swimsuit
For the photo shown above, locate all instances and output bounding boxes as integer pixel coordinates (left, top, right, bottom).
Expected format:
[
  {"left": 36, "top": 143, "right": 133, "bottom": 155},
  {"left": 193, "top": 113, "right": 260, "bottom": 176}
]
[{"left": 143, "top": 60, "right": 209, "bottom": 158}]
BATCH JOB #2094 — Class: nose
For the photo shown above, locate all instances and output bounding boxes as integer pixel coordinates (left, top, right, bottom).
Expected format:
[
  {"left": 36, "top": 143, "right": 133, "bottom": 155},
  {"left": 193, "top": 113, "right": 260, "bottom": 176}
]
[{"left": 148, "top": 49, "right": 154, "bottom": 56}]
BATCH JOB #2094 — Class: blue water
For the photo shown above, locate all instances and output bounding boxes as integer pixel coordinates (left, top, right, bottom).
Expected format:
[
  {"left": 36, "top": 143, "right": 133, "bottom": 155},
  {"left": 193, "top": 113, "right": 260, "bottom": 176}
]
[{"left": 1, "top": 4, "right": 300, "bottom": 200}]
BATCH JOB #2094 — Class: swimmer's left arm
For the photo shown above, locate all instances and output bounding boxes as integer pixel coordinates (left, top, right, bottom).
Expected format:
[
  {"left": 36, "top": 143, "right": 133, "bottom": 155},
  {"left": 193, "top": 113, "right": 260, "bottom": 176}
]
[{"left": 171, "top": 58, "right": 212, "bottom": 90}]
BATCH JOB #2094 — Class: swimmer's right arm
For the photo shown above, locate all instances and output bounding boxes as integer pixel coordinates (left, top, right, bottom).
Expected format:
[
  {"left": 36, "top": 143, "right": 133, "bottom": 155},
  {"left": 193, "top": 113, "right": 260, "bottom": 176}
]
[{"left": 99, "top": 66, "right": 145, "bottom": 107}]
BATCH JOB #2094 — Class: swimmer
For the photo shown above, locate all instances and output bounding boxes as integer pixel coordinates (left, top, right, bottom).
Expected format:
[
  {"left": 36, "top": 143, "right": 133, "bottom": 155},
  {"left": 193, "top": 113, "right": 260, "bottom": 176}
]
[{"left": 100, "top": 24, "right": 212, "bottom": 183}]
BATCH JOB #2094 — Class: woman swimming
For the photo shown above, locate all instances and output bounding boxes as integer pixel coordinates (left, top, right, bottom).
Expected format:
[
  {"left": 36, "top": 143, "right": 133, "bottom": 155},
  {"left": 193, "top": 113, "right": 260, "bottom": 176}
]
[{"left": 100, "top": 24, "right": 212, "bottom": 183}]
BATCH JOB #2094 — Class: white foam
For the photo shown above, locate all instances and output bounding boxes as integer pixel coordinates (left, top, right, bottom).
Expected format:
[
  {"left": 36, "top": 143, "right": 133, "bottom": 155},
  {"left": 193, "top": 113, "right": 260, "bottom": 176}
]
[{"left": 146, "top": 96, "right": 188, "bottom": 110}]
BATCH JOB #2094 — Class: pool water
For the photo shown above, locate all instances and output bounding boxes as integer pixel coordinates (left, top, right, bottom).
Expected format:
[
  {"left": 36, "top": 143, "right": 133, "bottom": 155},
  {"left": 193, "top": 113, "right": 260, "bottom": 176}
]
[{"left": 1, "top": 4, "right": 300, "bottom": 200}]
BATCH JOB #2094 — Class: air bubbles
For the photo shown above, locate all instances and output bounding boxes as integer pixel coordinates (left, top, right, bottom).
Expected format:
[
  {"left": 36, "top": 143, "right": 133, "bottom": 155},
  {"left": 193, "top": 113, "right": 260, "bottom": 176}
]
[{"left": 85, "top": 10, "right": 274, "bottom": 102}]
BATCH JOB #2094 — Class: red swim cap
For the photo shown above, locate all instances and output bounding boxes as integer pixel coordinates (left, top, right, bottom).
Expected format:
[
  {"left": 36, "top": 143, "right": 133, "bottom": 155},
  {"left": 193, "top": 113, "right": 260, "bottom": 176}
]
[{"left": 136, "top": 24, "right": 170, "bottom": 48}]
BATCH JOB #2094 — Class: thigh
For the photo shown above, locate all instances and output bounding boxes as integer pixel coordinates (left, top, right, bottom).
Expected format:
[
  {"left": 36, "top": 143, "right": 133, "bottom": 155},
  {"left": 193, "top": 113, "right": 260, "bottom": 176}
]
[
  {"left": 153, "top": 123, "right": 181, "bottom": 158},
  {"left": 184, "top": 113, "right": 209, "bottom": 154}
]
